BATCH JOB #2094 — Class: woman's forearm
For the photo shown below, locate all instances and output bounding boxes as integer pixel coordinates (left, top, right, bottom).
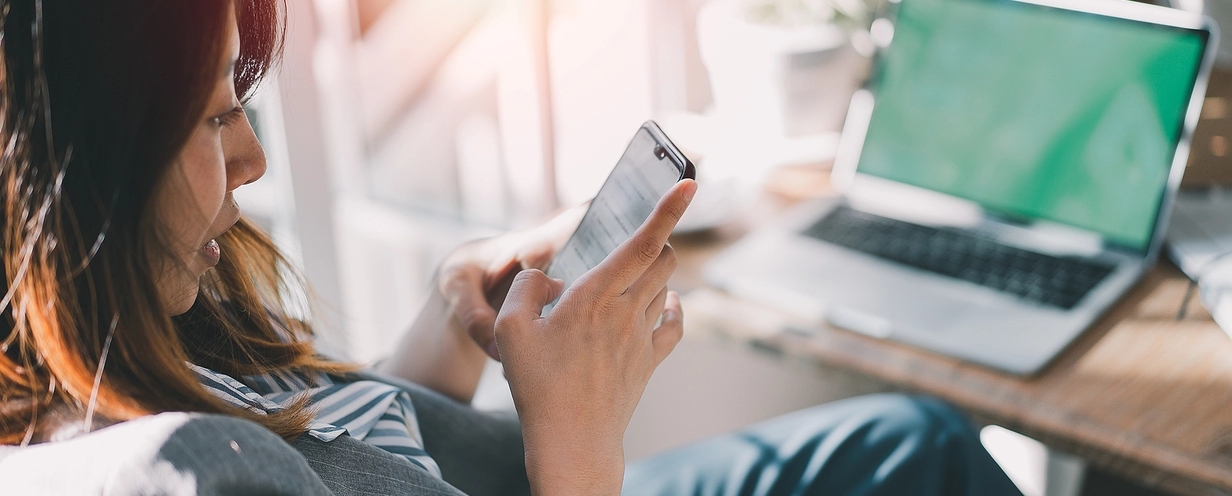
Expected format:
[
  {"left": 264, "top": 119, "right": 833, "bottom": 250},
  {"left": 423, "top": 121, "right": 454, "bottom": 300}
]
[{"left": 377, "top": 284, "right": 489, "bottom": 403}]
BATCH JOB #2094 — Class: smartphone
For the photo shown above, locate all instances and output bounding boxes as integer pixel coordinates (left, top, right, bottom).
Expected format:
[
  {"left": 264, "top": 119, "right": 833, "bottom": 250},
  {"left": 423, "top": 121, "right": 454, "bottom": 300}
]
[{"left": 542, "top": 121, "right": 696, "bottom": 315}]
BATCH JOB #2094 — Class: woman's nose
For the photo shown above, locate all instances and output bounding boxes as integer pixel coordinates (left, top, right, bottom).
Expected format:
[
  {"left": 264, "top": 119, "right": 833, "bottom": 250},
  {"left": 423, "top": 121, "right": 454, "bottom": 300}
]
[{"left": 223, "top": 111, "right": 268, "bottom": 190}]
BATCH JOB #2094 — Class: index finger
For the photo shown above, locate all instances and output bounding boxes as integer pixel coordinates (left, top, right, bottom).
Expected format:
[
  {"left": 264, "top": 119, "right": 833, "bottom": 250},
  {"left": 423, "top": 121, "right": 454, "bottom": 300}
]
[{"left": 590, "top": 179, "right": 696, "bottom": 292}]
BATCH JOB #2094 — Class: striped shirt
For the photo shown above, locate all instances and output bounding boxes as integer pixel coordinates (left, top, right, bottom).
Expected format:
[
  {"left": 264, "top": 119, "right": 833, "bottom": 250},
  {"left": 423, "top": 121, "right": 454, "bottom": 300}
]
[{"left": 190, "top": 363, "right": 442, "bottom": 478}]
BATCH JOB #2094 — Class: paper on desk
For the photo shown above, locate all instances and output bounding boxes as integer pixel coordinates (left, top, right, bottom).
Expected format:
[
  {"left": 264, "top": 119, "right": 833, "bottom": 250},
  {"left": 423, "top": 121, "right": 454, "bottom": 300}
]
[
  {"left": 1199, "top": 261, "right": 1232, "bottom": 336},
  {"left": 1166, "top": 189, "right": 1232, "bottom": 340},
  {"left": 1167, "top": 190, "right": 1232, "bottom": 274}
]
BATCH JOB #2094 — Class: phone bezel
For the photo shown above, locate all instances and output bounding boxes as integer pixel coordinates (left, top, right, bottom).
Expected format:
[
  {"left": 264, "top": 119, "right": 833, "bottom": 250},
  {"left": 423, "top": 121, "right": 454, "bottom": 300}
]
[{"left": 642, "top": 120, "right": 697, "bottom": 182}]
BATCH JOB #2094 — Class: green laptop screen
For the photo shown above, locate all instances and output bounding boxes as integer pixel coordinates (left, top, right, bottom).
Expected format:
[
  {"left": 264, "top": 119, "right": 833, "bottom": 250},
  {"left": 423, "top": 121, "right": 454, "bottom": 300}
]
[{"left": 857, "top": 0, "right": 1206, "bottom": 250}]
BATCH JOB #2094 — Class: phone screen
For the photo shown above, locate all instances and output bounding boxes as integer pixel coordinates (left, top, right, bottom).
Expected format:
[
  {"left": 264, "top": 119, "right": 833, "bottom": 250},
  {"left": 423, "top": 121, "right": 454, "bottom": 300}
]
[{"left": 543, "top": 123, "right": 691, "bottom": 315}]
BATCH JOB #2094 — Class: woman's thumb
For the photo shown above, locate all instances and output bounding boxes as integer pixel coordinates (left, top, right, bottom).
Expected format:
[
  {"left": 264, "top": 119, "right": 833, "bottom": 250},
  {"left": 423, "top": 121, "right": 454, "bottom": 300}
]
[{"left": 497, "top": 269, "right": 564, "bottom": 323}]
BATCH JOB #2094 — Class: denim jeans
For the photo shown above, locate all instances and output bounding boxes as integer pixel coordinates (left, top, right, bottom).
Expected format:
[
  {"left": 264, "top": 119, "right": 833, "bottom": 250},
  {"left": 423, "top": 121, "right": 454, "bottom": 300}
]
[{"left": 622, "top": 394, "right": 1023, "bottom": 496}]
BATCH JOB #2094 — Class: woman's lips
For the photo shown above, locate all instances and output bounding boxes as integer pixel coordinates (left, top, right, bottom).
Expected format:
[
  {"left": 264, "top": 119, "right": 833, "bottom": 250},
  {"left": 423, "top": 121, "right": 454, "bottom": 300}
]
[{"left": 202, "top": 239, "right": 221, "bottom": 267}]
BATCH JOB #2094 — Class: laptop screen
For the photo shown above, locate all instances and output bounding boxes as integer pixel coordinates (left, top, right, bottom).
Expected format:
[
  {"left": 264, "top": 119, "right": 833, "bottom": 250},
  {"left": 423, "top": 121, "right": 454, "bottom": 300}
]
[{"left": 856, "top": 0, "right": 1208, "bottom": 251}]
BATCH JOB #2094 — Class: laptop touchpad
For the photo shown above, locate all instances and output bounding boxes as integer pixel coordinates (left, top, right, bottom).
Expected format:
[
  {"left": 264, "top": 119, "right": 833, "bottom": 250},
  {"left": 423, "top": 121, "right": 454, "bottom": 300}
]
[{"left": 787, "top": 237, "right": 975, "bottom": 335}]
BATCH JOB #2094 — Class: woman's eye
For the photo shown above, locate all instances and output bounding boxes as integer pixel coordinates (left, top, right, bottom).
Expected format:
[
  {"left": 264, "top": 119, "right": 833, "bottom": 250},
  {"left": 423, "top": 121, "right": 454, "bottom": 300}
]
[{"left": 211, "top": 106, "right": 245, "bottom": 128}]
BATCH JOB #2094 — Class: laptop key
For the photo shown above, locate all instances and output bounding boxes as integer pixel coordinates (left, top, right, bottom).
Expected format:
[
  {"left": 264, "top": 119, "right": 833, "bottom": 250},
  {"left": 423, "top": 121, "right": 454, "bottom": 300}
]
[{"left": 803, "top": 206, "right": 1116, "bottom": 310}]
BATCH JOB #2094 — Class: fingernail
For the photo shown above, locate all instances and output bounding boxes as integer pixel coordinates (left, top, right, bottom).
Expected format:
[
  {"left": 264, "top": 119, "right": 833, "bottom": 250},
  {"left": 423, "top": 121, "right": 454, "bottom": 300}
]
[{"left": 682, "top": 180, "right": 697, "bottom": 202}]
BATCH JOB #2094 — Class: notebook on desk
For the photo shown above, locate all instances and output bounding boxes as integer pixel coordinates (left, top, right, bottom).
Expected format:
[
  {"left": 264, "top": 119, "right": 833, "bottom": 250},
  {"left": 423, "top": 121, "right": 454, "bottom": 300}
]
[{"left": 704, "top": 0, "right": 1216, "bottom": 375}]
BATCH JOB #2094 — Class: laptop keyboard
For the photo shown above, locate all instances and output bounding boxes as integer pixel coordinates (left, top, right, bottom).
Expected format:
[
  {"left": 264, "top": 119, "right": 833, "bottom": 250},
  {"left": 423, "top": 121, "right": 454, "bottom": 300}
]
[{"left": 803, "top": 206, "right": 1116, "bottom": 310}]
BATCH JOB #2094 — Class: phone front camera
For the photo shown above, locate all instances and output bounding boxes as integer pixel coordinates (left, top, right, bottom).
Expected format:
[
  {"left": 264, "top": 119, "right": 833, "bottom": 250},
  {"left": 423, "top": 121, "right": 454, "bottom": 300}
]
[{"left": 654, "top": 146, "right": 667, "bottom": 160}]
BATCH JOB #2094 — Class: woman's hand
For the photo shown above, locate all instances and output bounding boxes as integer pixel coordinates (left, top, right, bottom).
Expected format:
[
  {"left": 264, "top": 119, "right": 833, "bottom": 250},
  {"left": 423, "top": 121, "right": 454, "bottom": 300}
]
[
  {"left": 377, "top": 205, "right": 584, "bottom": 402},
  {"left": 438, "top": 204, "right": 587, "bottom": 359},
  {"left": 495, "top": 179, "right": 696, "bottom": 495}
]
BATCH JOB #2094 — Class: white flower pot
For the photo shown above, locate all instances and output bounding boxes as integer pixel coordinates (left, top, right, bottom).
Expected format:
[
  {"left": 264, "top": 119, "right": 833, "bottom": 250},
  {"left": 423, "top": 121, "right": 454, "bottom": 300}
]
[{"left": 697, "top": 0, "right": 868, "bottom": 140}]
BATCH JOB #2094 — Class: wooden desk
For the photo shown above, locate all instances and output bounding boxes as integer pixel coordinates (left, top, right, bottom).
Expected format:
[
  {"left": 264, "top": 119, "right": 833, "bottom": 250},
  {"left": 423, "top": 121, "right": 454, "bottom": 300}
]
[{"left": 668, "top": 180, "right": 1232, "bottom": 496}]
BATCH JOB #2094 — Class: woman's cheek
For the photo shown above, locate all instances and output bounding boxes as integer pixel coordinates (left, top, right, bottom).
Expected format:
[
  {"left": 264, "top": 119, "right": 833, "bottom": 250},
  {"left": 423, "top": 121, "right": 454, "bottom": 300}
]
[{"left": 181, "top": 130, "right": 228, "bottom": 227}]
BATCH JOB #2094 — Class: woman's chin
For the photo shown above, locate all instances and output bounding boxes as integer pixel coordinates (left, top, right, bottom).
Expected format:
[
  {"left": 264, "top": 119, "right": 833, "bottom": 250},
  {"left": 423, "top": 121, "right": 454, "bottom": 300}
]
[{"left": 167, "top": 284, "right": 200, "bottom": 316}]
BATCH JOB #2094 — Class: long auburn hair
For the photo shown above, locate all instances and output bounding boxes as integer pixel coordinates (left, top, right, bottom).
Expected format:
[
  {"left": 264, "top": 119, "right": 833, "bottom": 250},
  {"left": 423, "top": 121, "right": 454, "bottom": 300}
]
[{"left": 0, "top": 0, "right": 345, "bottom": 444}]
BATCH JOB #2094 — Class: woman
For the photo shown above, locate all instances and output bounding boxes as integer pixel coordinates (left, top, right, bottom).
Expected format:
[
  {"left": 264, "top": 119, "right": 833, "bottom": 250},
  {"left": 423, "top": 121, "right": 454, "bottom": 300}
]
[{"left": 0, "top": 0, "right": 1020, "bottom": 494}]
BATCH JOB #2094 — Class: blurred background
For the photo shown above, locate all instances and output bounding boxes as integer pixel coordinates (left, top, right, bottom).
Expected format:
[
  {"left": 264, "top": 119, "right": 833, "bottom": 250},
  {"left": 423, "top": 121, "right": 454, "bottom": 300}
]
[
  {"left": 241, "top": 0, "right": 887, "bottom": 366},
  {"left": 234, "top": 1, "right": 1232, "bottom": 495}
]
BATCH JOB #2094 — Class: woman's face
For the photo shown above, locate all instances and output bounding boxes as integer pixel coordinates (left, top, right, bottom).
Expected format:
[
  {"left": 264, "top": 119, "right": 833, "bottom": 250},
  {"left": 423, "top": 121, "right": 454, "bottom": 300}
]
[{"left": 150, "top": 14, "right": 267, "bottom": 315}]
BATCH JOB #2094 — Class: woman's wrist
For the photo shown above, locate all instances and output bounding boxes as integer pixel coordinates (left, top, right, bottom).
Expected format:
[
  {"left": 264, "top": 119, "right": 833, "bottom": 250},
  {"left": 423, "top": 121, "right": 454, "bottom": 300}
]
[
  {"left": 377, "top": 279, "right": 489, "bottom": 403},
  {"left": 522, "top": 422, "right": 625, "bottom": 495}
]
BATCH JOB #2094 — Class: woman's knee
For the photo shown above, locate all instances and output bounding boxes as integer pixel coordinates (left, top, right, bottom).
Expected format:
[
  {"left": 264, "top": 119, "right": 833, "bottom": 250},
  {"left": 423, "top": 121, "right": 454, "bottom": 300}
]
[
  {"left": 758, "top": 393, "right": 982, "bottom": 464},
  {"left": 836, "top": 393, "right": 980, "bottom": 447},
  {"left": 827, "top": 394, "right": 1020, "bottom": 494},
  {"left": 795, "top": 395, "right": 992, "bottom": 489},
  {"left": 834, "top": 393, "right": 1011, "bottom": 488}
]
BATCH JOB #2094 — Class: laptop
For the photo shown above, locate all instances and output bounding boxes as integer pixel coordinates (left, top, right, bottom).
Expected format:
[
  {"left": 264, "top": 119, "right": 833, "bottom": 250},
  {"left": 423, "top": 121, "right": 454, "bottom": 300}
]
[{"left": 704, "top": 0, "right": 1217, "bottom": 375}]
